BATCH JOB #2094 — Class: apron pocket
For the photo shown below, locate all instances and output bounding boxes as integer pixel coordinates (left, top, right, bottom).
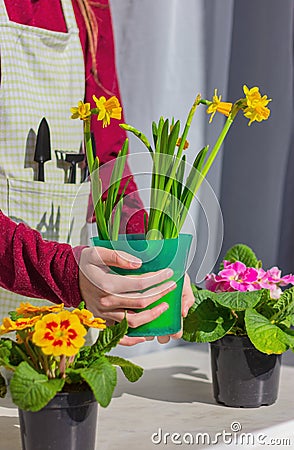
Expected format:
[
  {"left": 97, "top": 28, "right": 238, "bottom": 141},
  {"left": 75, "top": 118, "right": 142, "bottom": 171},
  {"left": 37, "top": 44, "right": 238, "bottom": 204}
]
[{"left": 7, "top": 177, "right": 90, "bottom": 246}]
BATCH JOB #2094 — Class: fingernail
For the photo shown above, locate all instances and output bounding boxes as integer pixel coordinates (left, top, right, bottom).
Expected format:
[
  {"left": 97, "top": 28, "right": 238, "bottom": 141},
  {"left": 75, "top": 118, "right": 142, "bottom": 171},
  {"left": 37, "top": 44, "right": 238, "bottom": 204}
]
[
  {"left": 129, "top": 256, "right": 142, "bottom": 267},
  {"left": 165, "top": 268, "right": 173, "bottom": 278},
  {"left": 161, "top": 302, "right": 169, "bottom": 312}
]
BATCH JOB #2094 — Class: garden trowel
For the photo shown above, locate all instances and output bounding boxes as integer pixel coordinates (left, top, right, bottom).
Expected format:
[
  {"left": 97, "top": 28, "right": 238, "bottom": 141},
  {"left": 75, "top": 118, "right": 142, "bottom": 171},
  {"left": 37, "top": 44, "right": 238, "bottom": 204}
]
[{"left": 34, "top": 117, "right": 51, "bottom": 182}]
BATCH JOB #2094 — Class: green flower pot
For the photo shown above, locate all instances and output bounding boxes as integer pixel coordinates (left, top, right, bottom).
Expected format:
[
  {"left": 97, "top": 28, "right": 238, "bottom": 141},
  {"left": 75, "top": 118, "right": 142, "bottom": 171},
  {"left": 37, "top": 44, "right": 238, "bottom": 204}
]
[{"left": 91, "top": 234, "right": 192, "bottom": 337}]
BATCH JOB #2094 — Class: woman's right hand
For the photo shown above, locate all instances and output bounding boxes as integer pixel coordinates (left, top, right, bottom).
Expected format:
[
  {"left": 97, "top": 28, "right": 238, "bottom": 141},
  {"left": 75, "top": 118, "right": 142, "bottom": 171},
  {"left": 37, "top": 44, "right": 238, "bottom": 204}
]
[{"left": 78, "top": 246, "right": 176, "bottom": 345}]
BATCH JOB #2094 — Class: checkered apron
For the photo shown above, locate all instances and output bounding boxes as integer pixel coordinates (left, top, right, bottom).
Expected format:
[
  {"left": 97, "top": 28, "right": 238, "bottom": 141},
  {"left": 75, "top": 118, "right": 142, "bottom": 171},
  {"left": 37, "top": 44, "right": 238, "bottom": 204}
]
[{"left": 0, "top": 0, "right": 90, "bottom": 317}]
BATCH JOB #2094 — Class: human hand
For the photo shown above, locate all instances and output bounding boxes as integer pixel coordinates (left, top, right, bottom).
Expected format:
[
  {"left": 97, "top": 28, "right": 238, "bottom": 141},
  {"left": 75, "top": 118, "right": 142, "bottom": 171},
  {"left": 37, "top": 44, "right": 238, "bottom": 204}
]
[
  {"left": 78, "top": 246, "right": 176, "bottom": 345},
  {"left": 156, "top": 273, "right": 194, "bottom": 344}
]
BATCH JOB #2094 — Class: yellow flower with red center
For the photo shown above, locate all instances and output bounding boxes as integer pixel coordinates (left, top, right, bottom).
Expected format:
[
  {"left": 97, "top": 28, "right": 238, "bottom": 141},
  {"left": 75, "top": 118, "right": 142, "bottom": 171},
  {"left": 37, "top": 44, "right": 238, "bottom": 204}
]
[
  {"left": 206, "top": 89, "right": 233, "bottom": 123},
  {"left": 32, "top": 311, "right": 87, "bottom": 357},
  {"left": 242, "top": 85, "right": 271, "bottom": 126},
  {"left": 70, "top": 101, "right": 92, "bottom": 121},
  {"left": 0, "top": 315, "right": 41, "bottom": 336},
  {"left": 16, "top": 302, "right": 64, "bottom": 317},
  {"left": 72, "top": 308, "right": 106, "bottom": 329},
  {"left": 92, "top": 95, "right": 122, "bottom": 128}
]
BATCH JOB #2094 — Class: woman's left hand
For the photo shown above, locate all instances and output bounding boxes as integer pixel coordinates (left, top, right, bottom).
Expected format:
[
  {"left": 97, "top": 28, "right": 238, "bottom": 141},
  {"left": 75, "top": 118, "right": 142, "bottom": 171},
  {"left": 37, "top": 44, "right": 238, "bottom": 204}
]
[{"left": 120, "top": 273, "right": 194, "bottom": 346}]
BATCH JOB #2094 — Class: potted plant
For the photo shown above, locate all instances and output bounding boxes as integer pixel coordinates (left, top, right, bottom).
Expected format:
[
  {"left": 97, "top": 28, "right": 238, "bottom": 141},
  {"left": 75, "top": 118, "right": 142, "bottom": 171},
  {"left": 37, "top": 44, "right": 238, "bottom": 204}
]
[
  {"left": 183, "top": 243, "right": 294, "bottom": 407},
  {"left": 71, "top": 86, "right": 271, "bottom": 337},
  {"left": 0, "top": 301, "right": 143, "bottom": 450}
]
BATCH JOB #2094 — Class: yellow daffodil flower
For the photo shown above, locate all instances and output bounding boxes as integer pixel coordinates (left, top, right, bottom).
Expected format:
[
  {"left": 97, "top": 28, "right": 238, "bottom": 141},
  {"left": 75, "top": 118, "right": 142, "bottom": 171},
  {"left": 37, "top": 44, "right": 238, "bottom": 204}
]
[
  {"left": 72, "top": 308, "right": 106, "bottom": 329},
  {"left": 206, "top": 89, "right": 233, "bottom": 123},
  {"left": 92, "top": 95, "right": 122, "bottom": 128},
  {"left": 242, "top": 85, "right": 271, "bottom": 126},
  {"left": 16, "top": 302, "right": 64, "bottom": 317},
  {"left": 70, "top": 101, "right": 91, "bottom": 121},
  {"left": 0, "top": 315, "right": 41, "bottom": 335},
  {"left": 32, "top": 311, "right": 87, "bottom": 357},
  {"left": 176, "top": 137, "right": 189, "bottom": 150}
]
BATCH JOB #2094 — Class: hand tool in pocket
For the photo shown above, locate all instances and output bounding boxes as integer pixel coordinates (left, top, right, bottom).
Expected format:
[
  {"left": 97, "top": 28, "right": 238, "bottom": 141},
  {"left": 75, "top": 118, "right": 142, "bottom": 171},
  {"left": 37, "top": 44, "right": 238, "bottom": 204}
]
[
  {"left": 54, "top": 150, "right": 84, "bottom": 183},
  {"left": 34, "top": 118, "right": 51, "bottom": 182}
]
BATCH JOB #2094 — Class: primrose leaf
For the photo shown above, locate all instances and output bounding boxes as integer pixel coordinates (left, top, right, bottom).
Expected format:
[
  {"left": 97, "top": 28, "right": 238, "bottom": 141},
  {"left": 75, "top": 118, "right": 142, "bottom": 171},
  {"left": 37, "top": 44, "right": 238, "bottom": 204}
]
[
  {"left": 271, "top": 286, "right": 294, "bottom": 323},
  {"left": 0, "top": 339, "right": 13, "bottom": 367},
  {"left": 220, "top": 244, "right": 258, "bottom": 269},
  {"left": 10, "top": 362, "right": 64, "bottom": 411},
  {"left": 106, "top": 356, "right": 143, "bottom": 382},
  {"left": 78, "top": 356, "right": 117, "bottom": 407},
  {"left": 183, "top": 298, "right": 235, "bottom": 343},
  {"left": 0, "top": 372, "right": 7, "bottom": 398},
  {"left": 94, "top": 317, "right": 128, "bottom": 355},
  {"left": 215, "top": 290, "right": 261, "bottom": 311},
  {"left": 245, "top": 309, "right": 294, "bottom": 354}
]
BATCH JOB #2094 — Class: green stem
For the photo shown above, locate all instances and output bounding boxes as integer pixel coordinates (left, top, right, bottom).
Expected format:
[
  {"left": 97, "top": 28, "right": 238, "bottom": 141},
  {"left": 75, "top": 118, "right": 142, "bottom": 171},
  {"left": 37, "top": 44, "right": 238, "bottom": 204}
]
[
  {"left": 84, "top": 120, "right": 94, "bottom": 173},
  {"left": 197, "top": 116, "right": 233, "bottom": 191}
]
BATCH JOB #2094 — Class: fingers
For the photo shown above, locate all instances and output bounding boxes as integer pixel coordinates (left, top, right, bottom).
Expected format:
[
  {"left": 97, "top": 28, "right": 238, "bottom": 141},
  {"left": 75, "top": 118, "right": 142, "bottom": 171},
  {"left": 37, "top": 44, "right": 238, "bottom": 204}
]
[
  {"left": 90, "top": 247, "right": 142, "bottom": 269},
  {"left": 97, "top": 280, "right": 176, "bottom": 311},
  {"left": 101, "top": 301, "right": 169, "bottom": 328},
  {"left": 182, "top": 273, "right": 195, "bottom": 317},
  {"left": 157, "top": 335, "right": 171, "bottom": 344},
  {"left": 105, "top": 268, "right": 174, "bottom": 295},
  {"left": 119, "top": 336, "right": 147, "bottom": 346}
]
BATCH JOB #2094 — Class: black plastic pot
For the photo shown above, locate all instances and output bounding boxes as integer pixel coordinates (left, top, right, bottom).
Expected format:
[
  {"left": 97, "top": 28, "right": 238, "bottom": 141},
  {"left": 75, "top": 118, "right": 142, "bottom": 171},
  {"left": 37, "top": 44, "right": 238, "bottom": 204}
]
[
  {"left": 19, "top": 389, "right": 98, "bottom": 450},
  {"left": 210, "top": 335, "right": 281, "bottom": 408}
]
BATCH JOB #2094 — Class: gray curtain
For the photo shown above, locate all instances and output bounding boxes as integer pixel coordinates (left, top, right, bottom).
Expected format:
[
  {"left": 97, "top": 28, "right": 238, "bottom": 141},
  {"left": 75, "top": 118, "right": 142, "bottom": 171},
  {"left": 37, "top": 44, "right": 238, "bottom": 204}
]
[{"left": 220, "top": 0, "right": 294, "bottom": 271}]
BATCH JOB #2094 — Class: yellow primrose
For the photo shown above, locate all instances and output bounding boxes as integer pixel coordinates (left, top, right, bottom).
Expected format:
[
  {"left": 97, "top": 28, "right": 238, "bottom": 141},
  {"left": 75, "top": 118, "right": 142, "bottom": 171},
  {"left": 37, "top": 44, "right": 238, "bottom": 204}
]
[
  {"left": 32, "top": 311, "right": 87, "bottom": 357},
  {"left": 16, "top": 302, "right": 64, "bottom": 317},
  {"left": 70, "top": 101, "right": 91, "bottom": 121},
  {"left": 242, "top": 85, "right": 271, "bottom": 126},
  {"left": 72, "top": 308, "right": 106, "bottom": 329},
  {"left": 0, "top": 315, "right": 41, "bottom": 335},
  {"left": 92, "top": 95, "right": 122, "bottom": 128},
  {"left": 206, "top": 89, "right": 233, "bottom": 123}
]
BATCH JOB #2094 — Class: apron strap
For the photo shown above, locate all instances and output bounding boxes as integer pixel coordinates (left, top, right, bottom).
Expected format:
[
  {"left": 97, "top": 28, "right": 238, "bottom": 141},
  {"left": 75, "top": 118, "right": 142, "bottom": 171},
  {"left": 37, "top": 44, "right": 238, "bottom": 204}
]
[
  {"left": 0, "top": 0, "right": 79, "bottom": 31},
  {"left": 0, "top": 0, "right": 10, "bottom": 24},
  {"left": 60, "top": 0, "right": 79, "bottom": 32}
]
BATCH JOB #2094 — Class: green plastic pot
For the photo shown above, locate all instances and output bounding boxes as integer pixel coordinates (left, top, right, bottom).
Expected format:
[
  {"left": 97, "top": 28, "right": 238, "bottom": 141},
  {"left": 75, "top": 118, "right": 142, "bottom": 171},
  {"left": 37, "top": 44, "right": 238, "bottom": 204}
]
[{"left": 91, "top": 234, "right": 192, "bottom": 337}]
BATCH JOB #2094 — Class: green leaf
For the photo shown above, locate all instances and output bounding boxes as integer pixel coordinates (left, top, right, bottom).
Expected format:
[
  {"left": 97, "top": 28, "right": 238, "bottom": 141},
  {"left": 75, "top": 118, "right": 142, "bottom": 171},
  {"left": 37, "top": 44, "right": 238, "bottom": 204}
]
[
  {"left": 79, "top": 357, "right": 117, "bottom": 407},
  {"left": 10, "top": 362, "right": 64, "bottom": 411},
  {"left": 179, "top": 146, "right": 209, "bottom": 230},
  {"left": 0, "top": 372, "right": 7, "bottom": 398},
  {"left": 105, "top": 139, "right": 129, "bottom": 222},
  {"left": 167, "top": 120, "right": 180, "bottom": 156},
  {"left": 106, "top": 356, "right": 143, "bottom": 382},
  {"left": 221, "top": 243, "right": 258, "bottom": 269},
  {"left": 0, "top": 339, "right": 23, "bottom": 369},
  {"left": 183, "top": 298, "right": 235, "bottom": 343},
  {"left": 271, "top": 286, "right": 294, "bottom": 323},
  {"left": 215, "top": 290, "right": 262, "bottom": 311},
  {"left": 94, "top": 317, "right": 128, "bottom": 355},
  {"left": 245, "top": 309, "right": 294, "bottom": 354},
  {"left": 91, "top": 157, "right": 109, "bottom": 240},
  {"left": 64, "top": 369, "right": 83, "bottom": 385},
  {"left": 160, "top": 119, "right": 169, "bottom": 155},
  {"left": 0, "top": 339, "right": 13, "bottom": 367}
]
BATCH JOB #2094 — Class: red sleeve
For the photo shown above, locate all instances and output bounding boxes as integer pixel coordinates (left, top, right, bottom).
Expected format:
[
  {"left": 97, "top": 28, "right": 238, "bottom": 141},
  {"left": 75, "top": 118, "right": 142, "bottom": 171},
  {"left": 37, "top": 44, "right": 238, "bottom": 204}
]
[
  {"left": 0, "top": 211, "right": 84, "bottom": 307},
  {"left": 72, "top": 0, "right": 146, "bottom": 234}
]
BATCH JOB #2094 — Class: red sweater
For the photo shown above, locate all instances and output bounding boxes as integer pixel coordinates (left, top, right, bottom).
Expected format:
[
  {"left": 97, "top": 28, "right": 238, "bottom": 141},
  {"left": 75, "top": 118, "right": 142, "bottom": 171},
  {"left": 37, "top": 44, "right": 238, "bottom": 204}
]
[
  {"left": 4, "top": 0, "right": 145, "bottom": 233},
  {"left": 0, "top": 211, "right": 83, "bottom": 307}
]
